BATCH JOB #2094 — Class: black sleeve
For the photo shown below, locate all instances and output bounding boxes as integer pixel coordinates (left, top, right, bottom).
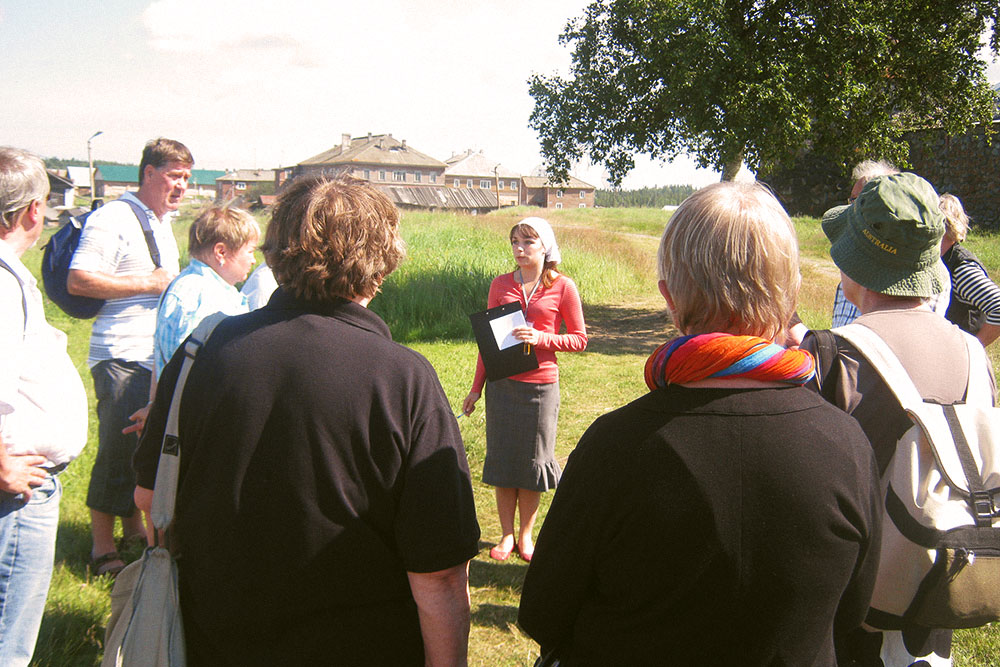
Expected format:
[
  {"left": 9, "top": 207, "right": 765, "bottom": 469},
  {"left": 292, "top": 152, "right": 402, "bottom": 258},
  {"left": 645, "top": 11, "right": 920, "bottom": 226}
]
[
  {"left": 393, "top": 365, "right": 481, "bottom": 573},
  {"left": 133, "top": 340, "right": 186, "bottom": 489}
]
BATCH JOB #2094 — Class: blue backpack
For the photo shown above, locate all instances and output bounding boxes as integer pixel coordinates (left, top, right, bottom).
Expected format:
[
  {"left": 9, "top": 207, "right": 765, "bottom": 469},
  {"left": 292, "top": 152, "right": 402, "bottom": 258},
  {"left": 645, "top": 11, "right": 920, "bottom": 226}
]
[{"left": 41, "top": 198, "right": 161, "bottom": 318}]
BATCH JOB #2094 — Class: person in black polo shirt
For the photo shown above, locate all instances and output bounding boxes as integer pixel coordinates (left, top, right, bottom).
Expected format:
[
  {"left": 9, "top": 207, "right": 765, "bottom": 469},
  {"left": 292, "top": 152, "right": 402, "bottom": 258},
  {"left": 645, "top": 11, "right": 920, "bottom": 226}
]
[{"left": 134, "top": 175, "right": 480, "bottom": 666}]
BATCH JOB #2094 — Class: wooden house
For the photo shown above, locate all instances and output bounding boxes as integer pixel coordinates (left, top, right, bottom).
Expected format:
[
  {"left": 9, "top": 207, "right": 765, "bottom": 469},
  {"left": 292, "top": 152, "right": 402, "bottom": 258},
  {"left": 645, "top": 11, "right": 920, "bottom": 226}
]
[
  {"left": 520, "top": 175, "right": 596, "bottom": 209},
  {"left": 216, "top": 169, "right": 276, "bottom": 202},
  {"left": 444, "top": 150, "right": 520, "bottom": 207},
  {"left": 290, "top": 133, "right": 497, "bottom": 211}
]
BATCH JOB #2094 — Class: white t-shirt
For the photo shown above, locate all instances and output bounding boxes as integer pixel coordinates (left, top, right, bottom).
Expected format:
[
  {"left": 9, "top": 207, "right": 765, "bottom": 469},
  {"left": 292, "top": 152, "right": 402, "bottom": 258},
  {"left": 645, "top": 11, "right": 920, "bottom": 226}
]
[
  {"left": 240, "top": 264, "right": 278, "bottom": 311},
  {"left": 0, "top": 240, "right": 88, "bottom": 466},
  {"left": 69, "top": 192, "right": 180, "bottom": 369}
]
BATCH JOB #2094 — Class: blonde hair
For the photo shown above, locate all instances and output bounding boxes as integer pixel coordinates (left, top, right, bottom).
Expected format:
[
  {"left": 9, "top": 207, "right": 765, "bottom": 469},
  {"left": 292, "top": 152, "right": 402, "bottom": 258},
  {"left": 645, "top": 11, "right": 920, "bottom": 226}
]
[
  {"left": 939, "top": 193, "right": 969, "bottom": 243},
  {"left": 188, "top": 206, "right": 260, "bottom": 259},
  {"left": 658, "top": 182, "right": 800, "bottom": 339},
  {"left": 263, "top": 175, "right": 405, "bottom": 301}
]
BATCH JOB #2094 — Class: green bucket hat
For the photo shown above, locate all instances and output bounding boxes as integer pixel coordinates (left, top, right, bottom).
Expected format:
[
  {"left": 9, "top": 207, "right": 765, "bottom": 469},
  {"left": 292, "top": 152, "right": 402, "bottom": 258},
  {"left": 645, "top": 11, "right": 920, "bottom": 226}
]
[{"left": 821, "top": 172, "right": 947, "bottom": 298}]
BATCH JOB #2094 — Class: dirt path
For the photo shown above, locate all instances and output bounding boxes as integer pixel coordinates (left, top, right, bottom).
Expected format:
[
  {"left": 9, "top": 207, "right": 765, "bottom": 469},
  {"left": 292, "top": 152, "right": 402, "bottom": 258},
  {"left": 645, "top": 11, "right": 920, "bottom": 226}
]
[{"left": 573, "top": 225, "right": 841, "bottom": 354}]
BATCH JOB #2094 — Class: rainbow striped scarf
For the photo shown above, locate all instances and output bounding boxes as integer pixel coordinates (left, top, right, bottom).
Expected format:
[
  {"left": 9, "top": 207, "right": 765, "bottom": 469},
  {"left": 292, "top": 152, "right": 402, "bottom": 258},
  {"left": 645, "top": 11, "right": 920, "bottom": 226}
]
[{"left": 644, "top": 333, "right": 815, "bottom": 390}]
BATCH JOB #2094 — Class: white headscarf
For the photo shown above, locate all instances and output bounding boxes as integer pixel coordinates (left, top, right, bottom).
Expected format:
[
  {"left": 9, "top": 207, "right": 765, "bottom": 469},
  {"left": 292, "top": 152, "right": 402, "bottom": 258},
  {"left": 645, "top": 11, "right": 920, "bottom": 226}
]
[{"left": 517, "top": 217, "right": 561, "bottom": 265}]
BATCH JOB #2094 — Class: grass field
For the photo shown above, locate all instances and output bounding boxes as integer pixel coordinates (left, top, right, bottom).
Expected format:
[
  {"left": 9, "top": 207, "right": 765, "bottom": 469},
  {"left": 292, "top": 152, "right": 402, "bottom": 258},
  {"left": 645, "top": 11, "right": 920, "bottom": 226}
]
[{"left": 20, "top": 202, "right": 1000, "bottom": 666}]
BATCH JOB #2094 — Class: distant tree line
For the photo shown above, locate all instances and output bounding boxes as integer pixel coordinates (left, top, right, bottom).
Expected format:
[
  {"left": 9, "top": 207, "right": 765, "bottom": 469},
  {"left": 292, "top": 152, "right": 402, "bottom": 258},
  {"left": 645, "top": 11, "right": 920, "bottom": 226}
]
[
  {"left": 595, "top": 184, "right": 697, "bottom": 208},
  {"left": 44, "top": 157, "right": 134, "bottom": 169}
]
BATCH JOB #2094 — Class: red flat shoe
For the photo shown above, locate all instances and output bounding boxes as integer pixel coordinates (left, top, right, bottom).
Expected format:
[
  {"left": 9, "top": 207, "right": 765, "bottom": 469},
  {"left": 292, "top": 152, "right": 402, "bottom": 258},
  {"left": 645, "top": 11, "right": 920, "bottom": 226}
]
[
  {"left": 489, "top": 541, "right": 517, "bottom": 561},
  {"left": 519, "top": 549, "right": 534, "bottom": 563}
]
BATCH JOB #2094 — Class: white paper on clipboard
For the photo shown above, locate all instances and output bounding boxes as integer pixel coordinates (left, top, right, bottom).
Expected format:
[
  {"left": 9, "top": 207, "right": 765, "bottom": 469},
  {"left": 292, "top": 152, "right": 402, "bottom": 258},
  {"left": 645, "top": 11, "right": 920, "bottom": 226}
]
[{"left": 490, "top": 309, "right": 527, "bottom": 350}]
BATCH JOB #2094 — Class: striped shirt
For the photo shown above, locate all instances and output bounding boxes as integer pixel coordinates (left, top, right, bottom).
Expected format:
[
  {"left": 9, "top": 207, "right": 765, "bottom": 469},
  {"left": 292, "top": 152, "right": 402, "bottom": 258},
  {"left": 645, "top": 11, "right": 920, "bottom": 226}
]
[
  {"left": 69, "top": 192, "right": 180, "bottom": 369},
  {"left": 951, "top": 258, "right": 1000, "bottom": 327}
]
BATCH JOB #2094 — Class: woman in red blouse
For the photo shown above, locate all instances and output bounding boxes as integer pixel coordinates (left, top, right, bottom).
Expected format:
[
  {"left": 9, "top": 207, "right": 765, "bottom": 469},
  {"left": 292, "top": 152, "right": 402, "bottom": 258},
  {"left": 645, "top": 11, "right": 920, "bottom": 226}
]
[{"left": 463, "top": 217, "right": 587, "bottom": 562}]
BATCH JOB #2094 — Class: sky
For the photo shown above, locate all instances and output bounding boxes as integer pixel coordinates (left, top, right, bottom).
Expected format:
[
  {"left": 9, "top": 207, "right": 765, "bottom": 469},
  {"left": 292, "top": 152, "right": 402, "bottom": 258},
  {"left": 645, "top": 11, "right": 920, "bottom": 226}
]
[{"left": 1, "top": 1, "right": 998, "bottom": 190}]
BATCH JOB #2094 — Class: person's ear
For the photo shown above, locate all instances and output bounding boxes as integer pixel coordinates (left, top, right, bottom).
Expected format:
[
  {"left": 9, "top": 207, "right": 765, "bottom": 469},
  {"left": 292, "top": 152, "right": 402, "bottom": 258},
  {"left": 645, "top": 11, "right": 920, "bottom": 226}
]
[
  {"left": 30, "top": 199, "right": 45, "bottom": 223},
  {"left": 213, "top": 242, "right": 228, "bottom": 264},
  {"left": 658, "top": 279, "right": 675, "bottom": 311}
]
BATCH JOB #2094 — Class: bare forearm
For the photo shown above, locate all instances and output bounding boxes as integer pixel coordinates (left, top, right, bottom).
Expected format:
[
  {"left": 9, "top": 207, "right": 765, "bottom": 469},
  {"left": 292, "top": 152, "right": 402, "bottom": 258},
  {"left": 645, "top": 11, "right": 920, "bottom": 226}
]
[
  {"left": 408, "top": 563, "right": 471, "bottom": 667},
  {"left": 134, "top": 486, "right": 154, "bottom": 514},
  {"left": 67, "top": 268, "right": 170, "bottom": 299},
  {"left": 977, "top": 323, "right": 1000, "bottom": 347}
]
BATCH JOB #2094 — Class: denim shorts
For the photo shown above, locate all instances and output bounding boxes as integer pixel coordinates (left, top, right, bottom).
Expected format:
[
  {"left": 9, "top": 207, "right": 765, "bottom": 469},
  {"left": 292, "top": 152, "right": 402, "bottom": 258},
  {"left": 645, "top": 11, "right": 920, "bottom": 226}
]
[{"left": 86, "top": 359, "right": 151, "bottom": 516}]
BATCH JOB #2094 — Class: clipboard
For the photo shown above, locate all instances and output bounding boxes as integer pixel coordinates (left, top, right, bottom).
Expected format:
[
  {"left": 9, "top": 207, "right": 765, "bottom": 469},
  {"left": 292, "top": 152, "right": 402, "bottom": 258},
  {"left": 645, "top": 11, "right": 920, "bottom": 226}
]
[{"left": 469, "top": 301, "right": 539, "bottom": 382}]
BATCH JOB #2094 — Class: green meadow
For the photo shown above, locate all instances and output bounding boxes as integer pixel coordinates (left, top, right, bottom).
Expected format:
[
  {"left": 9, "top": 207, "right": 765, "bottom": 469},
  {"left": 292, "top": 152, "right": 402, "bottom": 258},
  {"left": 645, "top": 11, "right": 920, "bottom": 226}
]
[{"left": 20, "top": 203, "right": 1000, "bottom": 666}]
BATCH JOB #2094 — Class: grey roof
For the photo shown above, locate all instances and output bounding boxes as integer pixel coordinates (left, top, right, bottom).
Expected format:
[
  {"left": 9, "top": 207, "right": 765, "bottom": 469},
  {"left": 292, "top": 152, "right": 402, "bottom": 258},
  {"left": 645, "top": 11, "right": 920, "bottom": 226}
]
[
  {"left": 374, "top": 184, "right": 497, "bottom": 209},
  {"left": 300, "top": 134, "right": 446, "bottom": 169},
  {"left": 217, "top": 169, "right": 276, "bottom": 183},
  {"left": 444, "top": 150, "right": 520, "bottom": 178},
  {"left": 521, "top": 175, "right": 595, "bottom": 190},
  {"left": 46, "top": 170, "right": 74, "bottom": 188}
]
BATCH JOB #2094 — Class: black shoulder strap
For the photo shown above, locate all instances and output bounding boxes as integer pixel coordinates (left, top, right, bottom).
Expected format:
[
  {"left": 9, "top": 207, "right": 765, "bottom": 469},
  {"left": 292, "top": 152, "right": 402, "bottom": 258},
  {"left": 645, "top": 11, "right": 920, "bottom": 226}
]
[
  {"left": 121, "top": 198, "right": 162, "bottom": 268},
  {"left": 943, "top": 404, "right": 995, "bottom": 527},
  {"left": 0, "top": 256, "right": 27, "bottom": 332},
  {"left": 810, "top": 329, "right": 839, "bottom": 390}
]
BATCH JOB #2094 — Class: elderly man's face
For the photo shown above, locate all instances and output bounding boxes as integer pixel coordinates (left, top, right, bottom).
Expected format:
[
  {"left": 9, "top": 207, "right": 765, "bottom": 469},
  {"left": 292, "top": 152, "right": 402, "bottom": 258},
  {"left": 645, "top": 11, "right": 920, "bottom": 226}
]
[{"left": 143, "top": 161, "right": 191, "bottom": 214}]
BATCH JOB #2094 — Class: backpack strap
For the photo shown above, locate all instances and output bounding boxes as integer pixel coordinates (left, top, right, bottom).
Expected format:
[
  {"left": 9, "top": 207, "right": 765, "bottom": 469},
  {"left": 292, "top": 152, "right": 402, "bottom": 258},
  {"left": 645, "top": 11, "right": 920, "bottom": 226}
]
[
  {"left": 0, "top": 257, "right": 27, "bottom": 333},
  {"left": 944, "top": 403, "right": 995, "bottom": 527},
  {"left": 120, "top": 199, "right": 162, "bottom": 269},
  {"left": 832, "top": 323, "right": 926, "bottom": 412},
  {"left": 834, "top": 322, "right": 994, "bottom": 515},
  {"left": 148, "top": 312, "right": 228, "bottom": 536}
]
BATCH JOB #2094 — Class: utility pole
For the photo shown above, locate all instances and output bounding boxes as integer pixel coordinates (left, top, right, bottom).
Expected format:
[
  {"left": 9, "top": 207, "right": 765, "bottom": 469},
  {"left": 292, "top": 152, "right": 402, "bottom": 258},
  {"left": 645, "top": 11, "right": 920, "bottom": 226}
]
[
  {"left": 494, "top": 164, "right": 501, "bottom": 211},
  {"left": 87, "top": 130, "right": 103, "bottom": 203}
]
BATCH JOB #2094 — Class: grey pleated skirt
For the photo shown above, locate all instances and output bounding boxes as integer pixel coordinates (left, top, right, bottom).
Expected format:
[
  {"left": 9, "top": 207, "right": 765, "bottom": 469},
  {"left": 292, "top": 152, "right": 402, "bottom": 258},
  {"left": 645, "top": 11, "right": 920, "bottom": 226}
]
[{"left": 483, "top": 378, "right": 561, "bottom": 491}]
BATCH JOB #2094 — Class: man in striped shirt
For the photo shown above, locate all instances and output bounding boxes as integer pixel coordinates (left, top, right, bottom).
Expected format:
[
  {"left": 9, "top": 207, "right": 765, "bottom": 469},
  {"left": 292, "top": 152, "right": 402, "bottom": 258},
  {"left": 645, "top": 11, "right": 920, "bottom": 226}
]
[{"left": 67, "top": 138, "right": 191, "bottom": 576}]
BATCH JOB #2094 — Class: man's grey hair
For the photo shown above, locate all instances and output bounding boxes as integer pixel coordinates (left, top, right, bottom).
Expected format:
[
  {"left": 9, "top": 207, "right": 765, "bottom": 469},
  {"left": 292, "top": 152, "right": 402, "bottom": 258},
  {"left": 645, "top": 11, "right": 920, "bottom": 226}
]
[
  {"left": 851, "top": 159, "right": 900, "bottom": 185},
  {"left": 0, "top": 147, "right": 48, "bottom": 230}
]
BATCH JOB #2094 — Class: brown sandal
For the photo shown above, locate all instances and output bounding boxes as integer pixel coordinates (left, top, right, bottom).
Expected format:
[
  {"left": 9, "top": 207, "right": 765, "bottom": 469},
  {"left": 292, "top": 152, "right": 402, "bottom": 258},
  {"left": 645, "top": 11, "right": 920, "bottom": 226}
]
[{"left": 91, "top": 551, "right": 125, "bottom": 578}]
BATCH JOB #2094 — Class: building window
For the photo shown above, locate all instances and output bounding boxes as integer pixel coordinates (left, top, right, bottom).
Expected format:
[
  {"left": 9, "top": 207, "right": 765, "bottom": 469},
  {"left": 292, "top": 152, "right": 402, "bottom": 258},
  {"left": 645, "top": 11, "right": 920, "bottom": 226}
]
[
  {"left": 579, "top": 203, "right": 586, "bottom": 208},
  {"left": 510, "top": 181, "right": 517, "bottom": 190},
  {"left": 452, "top": 178, "right": 461, "bottom": 188},
  {"left": 379, "top": 170, "right": 386, "bottom": 180},
  {"left": 555, "top": 202, "right": 563, "bottom": 209},
  {"left": 236, "top": 182, "right": 246, "bottom": 190},
  {"left": 364, "top": 169, "right": 371, "bottom": 180},
  {"left": 431, "top": 173, "right": 437, "bottom": 183},
  {"left": 414, "top": 172, "right": 422, "bottom": 183},
  {"left": 557, "top": 189, "right": 564, "bottom": 198},
  {"left": 480, "top": 179, "right": 490, "bottom": 189},
  {"left": 394, "top": 171, "right": 405, "bottom": 182},
  {"left": 467, "top": 179, "right": 474, "bottom": 188},
  {"left": 498, "top": 180, "right": 504, "bottom": 190},
  {"left": 580, "top": 190, "right": 585, "bottom": 198}
]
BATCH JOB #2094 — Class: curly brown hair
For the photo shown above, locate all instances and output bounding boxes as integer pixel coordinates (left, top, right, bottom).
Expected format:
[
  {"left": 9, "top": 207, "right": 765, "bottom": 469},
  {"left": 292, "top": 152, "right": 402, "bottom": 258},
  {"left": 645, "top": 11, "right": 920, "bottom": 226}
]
[{"left": 262, "top": 175, "right": 405, "bottom": 301}]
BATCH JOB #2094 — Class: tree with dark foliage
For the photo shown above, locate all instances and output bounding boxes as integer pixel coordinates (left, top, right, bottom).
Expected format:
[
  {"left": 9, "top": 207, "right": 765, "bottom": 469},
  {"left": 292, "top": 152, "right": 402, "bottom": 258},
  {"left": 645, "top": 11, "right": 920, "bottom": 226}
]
[{"left": 529, "top": 1, "right": 999, "bottom": 183}]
